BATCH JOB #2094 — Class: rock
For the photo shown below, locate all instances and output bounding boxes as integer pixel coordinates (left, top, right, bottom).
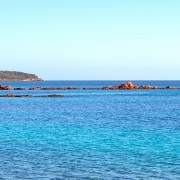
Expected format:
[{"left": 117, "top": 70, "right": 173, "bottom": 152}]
[
  {"left": 46, "top": 94, "right": 64, "bottom": 97},
  {"left": 5, "top": 94, "right": 32, "bottom": 97},
  {"left": 119, "top": 82, "right": 137, "bottom": 89},
  {"left": 39, "top": 87, "right": 80, "bottom": 90},
  {"left": 6, "top": 94, "right": 14, "bottom": 97},
  {"left": 112, "top": 85, "right": 120, "bottom": 90},
  {"left": 15, "top": 95, "right": 32, "bottom": 97},
  {"left": 37, "top": 94, "right": 64, "bottom": 98},
  {"left": 151, "top": 86, "right": 158, "bottom": 89},
  {"left": 5, "top": 86, "right": 12, "bottom": 90},
  {"left": 138, "top": 85, "right": 151, "bottom": 89},
  {"left": 83, "top": 87, "right": 101, "bottom": 90},
  {"left": 165, "top": 86, "right": 173, "bottom": 89},
  {"left": 14, "top": 88, "right": 26, "bottom": 90},
  {"left": 0, "top": 85, "right": 12, "bottom": 90},
  {"left": 66, "top": 87, "right": 73, "bottom": 90},
  {"left": 0, "top": 94, "right": 63, "bottom": 98},
  {"left": 102, "top": 86, "right": 113, "bottom": 90},
  {"left": 83, "top": 87, "right": 89, "bottom": 90},
  {"left": 28, "top": 87, "right": 39, "bottom": 90}
]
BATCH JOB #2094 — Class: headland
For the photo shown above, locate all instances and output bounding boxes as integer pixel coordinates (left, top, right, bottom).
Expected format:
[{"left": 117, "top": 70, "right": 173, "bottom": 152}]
[{"left": 0, "top": 71, "right": 43, "bottom": 81}]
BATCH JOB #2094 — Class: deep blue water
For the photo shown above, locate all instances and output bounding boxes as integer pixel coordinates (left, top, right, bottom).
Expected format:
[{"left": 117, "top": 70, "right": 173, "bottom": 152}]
[{"left": 0, "top": 81, "right": 180, "bottom": 179}]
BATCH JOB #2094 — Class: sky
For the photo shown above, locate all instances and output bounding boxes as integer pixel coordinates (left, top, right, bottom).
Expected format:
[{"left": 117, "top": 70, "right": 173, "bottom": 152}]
[{"left": 0, "top": 0, "right": 180, "bottom": 80}]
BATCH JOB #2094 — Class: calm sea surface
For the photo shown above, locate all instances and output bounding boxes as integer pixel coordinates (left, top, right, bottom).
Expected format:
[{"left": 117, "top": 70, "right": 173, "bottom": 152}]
[{"left": 0, "top": 81, "right": 180, "bottom": 179}]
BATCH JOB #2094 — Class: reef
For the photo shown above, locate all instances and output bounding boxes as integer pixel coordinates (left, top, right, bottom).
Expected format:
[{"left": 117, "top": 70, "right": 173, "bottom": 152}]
[
  {"left": 0, "top": 94, "right": 64, "bottom": 98},
  {"left": 0, "top": 82, "right": 180, "bottom": 92}
]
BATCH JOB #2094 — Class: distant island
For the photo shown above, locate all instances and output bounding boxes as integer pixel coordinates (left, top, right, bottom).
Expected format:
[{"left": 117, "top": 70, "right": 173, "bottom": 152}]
[{"left": 0, "top": 71, "right": 43, "bottom": 81}]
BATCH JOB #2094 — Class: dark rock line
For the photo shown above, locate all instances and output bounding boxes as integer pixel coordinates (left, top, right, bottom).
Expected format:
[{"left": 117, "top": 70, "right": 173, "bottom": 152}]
[
  {"left": 0, "top": 82, "right": 180, "bottom": 91},
  {"left": 0, "top": 94, "right": 64, "bottom": 98}
]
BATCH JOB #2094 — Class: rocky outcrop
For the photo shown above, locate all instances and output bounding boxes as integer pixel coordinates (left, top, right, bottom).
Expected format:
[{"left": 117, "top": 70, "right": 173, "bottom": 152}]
[
  {"left": 0, "top": 71, "right": 43, "bottom": 81},
  {"left": 102, "top": 82, "right": 179, "bottom": 90},
  {"left": 102, "top": 82, "right": 138, "bottom": 90},
  {"left": 119, "top": 82, "right": 137, "bottom": 89},
  {"left": 165, "top": 86, "right": 173, "bottom": 89},
  {"left": 0, "top": 85, "right": 12, "bottom": 90}
]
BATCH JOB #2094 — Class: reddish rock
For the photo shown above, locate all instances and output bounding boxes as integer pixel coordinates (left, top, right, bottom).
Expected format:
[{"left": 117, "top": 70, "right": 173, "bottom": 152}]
[
  {"left": 138, "top": 85, "right": 151, "bottom": 89},
  {"left": 6, "top": 94, "right": 14, "bottom": 97},
  {"left": 119, "top": 82, "right": 137, "bottom": 89},
  {"left": 0, "top": 85, "right": 12, "bottom": 90},
  {"left": 5, "top": 86, "right": 12, "bottom": 90},
  {"left": 112, "top": 85, "right": 120, "bottom": 89}
]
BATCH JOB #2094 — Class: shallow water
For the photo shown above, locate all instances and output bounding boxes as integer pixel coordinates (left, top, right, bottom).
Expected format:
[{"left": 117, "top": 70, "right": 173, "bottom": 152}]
[{"left": 0, "top": 81, "right": 180, "bottom": 179}]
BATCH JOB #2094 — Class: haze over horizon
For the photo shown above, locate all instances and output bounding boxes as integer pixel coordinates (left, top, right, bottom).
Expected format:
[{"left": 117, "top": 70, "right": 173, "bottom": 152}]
[{"left": 0, "top": 0, "right": 179, "bottom": 80}]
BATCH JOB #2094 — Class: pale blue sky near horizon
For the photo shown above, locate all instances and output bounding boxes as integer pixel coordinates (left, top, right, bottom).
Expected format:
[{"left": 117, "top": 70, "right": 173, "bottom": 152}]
[{"left": 0, "top": 0, "right": 179, "bottom": 80}]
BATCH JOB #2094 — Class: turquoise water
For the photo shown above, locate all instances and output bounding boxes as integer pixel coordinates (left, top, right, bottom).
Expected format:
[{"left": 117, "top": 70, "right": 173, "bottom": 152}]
[{"left": 0, "top": 81, "right": 180, "bottom": 179}]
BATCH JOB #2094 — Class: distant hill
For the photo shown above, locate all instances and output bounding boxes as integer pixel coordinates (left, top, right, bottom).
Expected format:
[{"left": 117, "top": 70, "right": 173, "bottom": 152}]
[{"left": 0, "top": 71, "right": 43, "bottom": 81}]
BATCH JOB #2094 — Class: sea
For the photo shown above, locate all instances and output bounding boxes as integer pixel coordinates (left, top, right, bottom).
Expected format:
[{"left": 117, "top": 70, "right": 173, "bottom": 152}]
[{"left": 0, "top": 81, "right": 179, "bottom": 179}]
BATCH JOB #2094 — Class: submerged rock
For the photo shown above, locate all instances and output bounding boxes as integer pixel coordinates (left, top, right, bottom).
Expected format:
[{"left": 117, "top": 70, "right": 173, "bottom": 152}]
[
  {"left": 40, "top": 87, "right": 79, "bottom": 90},
  {"left": 28, "top": 87, "right": 40, "bottom": 90},
  {"left": 102, "top": 86, "right": 113, "bottom": 90},
  {"left": 0, "top": 94, "right": 64, "bottom": 98},
  {"left": 83, "top": 87, "right": 101, "bottom": 90},
  {"left": 37, "top": 94, "right": 64, "bottom": 98},
  {"left": 15, "top": 95, "right": 32, "bottom": 97},
  {"left": 0, "top": 94, "right": 32, "bottom": 98},
  {"left": 14, "top": 88, "right": 26, "bottom": 90}
]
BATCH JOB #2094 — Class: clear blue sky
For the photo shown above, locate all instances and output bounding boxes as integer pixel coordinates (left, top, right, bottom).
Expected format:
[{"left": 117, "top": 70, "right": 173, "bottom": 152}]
[{"left": 0, "top": 0, "right": 179, "bottom": 80}]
